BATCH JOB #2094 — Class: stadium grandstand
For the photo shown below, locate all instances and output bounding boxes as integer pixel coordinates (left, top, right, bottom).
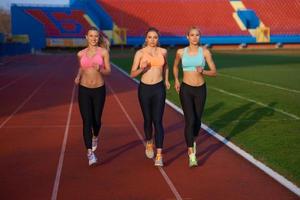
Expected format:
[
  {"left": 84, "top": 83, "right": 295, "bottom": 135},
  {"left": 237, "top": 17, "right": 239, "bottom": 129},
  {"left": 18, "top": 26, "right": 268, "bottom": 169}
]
[{"left": 6, "top": 0, "right": 300, "bottom": 50}]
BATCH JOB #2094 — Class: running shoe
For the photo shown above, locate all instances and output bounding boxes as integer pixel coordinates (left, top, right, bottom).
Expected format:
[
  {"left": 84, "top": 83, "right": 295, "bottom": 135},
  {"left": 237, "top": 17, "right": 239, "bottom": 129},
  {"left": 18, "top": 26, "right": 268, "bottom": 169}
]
[
  {"left": 193, "top": 141, "right": 197, "bottom": 154},
  {"left": 92, "top": 137, "right": 98, "bottom": 152},
  {"left": 189, "top": 153, "right": 198, "bottom": 167},
  {"left": 145, "top": 142, "right": 154, "bottom": 159},
  {"left": 87, "top": 152, "right": 98, "bottom": 166},
  {"left": 154, "top": 154, "right": 163, "bottom": 167}
]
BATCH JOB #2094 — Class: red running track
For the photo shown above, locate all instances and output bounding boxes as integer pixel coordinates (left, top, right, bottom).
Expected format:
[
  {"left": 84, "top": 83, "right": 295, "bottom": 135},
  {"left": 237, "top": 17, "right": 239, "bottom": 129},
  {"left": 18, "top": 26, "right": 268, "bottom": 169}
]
[{"left": 0, "top": 54, "right": 298, "bottom": 200}]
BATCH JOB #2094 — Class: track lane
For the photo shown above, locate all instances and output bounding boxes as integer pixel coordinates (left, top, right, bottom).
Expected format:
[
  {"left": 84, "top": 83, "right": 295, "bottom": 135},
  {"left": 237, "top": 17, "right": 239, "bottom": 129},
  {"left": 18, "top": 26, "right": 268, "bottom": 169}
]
[
  {"left": 0, "top": 55, "right": 77, "bottom": 199},
  {"left": 0, "top": 55, "right": 298, "bottom": 200}
]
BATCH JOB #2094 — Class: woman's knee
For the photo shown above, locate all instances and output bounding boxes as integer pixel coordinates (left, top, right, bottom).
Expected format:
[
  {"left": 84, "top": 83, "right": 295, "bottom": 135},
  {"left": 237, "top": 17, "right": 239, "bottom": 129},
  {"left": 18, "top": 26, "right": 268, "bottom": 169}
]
[
  {"left": 185, "top": 116, "right": 195, "bottom": 127},
  {"left": 153, "top": 119, "right": 163, "bottom": 127},
  {"left": 93, "top": 120, "right": 101, "bottom": 128}
]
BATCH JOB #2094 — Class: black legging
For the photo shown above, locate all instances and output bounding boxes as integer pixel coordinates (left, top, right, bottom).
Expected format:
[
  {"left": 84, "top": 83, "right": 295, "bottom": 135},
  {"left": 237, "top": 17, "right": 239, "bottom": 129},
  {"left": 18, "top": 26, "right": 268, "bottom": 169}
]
[
  {"left": 138, "top": 81, "right": 166, "bottom": 148},
  {"left": 179, "top": 82, "right": 206, "bottom": 147},
  {"left": 78, "top": 84, "right": 106, "bottom": 149}
]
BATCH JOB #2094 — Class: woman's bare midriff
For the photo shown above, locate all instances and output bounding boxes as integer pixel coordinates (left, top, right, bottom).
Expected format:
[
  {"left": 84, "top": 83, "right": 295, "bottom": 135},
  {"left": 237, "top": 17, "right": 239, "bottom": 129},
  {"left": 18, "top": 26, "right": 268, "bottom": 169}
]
[
  {"left": 141, "top": 67, "right": 163, "bottom": 85},
  {"left": 183, "top": 71, "right": 205, "bottom": 86},
  {"left": 80, "top": 68, "right": 104, "bottom": 88}
]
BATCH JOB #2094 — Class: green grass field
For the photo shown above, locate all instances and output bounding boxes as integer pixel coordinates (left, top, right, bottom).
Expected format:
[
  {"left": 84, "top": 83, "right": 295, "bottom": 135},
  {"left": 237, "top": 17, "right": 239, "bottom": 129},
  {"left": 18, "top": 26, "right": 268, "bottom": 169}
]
[{"left": 110, "top": 47, "right": 300, "bottom": 186}]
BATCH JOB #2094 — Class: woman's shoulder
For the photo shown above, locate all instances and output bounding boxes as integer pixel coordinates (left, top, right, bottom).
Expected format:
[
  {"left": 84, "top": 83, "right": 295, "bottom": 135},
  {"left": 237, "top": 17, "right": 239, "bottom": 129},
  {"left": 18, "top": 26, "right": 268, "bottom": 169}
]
[
  {"left": 139, "top": 47, "right": 147, "bottom": 53},
  {"left": 77, "top": 48, "right": 87, "bottom": 57},
  {"left": 176, "top": 48, "right": 185, "bottom": 55},
  {"left": 158, "top": 47, "right": 167, "bottom": 54},
  {"left": 97, "top": 46, "right": 108, "bottom": 55},
  {"left": 200, "top": 46, "right": 211, "bottom": 56},
  {"left": 200, "top": 45, "right": 209, "bottom": 51},
  {"left": 135, "top": 48, "right": 144, "bottom": 56}
]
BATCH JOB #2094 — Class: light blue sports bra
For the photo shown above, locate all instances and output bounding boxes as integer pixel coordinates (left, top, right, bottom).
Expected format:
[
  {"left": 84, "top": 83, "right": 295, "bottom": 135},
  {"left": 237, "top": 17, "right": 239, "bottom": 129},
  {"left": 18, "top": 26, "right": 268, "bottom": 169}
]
[{"left": 182, "top": 47, "right": 205, "bottom": 71}]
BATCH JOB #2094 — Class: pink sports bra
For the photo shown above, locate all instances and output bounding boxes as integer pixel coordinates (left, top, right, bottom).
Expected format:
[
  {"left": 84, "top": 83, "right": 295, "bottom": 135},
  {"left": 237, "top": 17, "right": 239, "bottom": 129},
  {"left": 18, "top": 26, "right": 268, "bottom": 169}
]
[{"left": 79, "top": 47, "right": 103, "bottom": 69}]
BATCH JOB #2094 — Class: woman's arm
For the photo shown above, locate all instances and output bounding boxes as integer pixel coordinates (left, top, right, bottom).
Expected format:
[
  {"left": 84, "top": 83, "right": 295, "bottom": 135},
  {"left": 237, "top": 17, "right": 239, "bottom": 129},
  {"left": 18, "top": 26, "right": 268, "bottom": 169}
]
[
  {"left": 100, "top": 49, "right": 111, "bottom": 75},
  {"left": 173, "top": 49, "right": 182, "bottom": 93},
  {"left": 202, "top": 48, "right": 217, "bottom": 77},
  {"left": 75, "top": 53, "right": 82, "bottom": 84},
  {"left": 162, "top": 48, "right": 170, "bottom": 89},
  {"left": 130, "top": 50, "right": 147, "bottom": 78}
]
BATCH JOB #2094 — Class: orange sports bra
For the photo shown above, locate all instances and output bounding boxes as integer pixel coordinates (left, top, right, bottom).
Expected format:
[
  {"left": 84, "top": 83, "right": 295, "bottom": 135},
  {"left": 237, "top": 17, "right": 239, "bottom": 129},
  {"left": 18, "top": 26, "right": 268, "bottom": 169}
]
[{"left": 141, "top": 50, "right": 165, "bottom": 68}]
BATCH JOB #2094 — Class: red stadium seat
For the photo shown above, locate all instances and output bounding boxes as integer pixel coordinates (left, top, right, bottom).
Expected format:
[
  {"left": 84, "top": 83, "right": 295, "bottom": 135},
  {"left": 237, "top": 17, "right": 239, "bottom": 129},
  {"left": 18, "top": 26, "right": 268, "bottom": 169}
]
[
  {"left": 243, "top": 0, "right": 300, "bottom": 34},
  {"left": 98, "top": 0, "right": 249, "bottom": 36}
]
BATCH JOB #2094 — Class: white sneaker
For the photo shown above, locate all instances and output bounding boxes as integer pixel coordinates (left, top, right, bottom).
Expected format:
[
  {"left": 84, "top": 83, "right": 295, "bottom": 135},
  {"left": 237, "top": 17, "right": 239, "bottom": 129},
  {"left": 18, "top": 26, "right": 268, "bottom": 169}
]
[
  {"left": 145, "top": 142, "right": 154, "bottom": 159},
  {"left": 92, "top": 137, "right": 98, "bottom": 152},
  {"left": 189, "top": 153, "right": 198, "bottom": 167},
  {"left": 87, "top": 152, "right": 98, "bottom": 166},
  {"left": 154, "top": 154, "right": 163, "bottom": 167}
]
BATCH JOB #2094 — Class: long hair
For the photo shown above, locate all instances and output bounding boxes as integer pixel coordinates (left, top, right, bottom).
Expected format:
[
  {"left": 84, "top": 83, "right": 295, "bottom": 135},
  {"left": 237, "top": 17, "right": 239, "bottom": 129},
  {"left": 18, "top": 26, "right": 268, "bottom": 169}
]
[
  {"left": 143, "top": 27, "right": 160, "bottom": 47},
  {"left": 99, "top": 32, "right": 110, "bottom": 51},
  {"left": 86, "top": 26, "right": 110, "bottom": 51}
]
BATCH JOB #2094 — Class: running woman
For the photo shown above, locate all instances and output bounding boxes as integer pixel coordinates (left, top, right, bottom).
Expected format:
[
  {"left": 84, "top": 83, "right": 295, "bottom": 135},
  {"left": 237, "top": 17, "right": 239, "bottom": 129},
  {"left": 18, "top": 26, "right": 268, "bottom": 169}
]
[
  {"left": 130, "top": 27, "right": 170, "bottom": 167},
  {"left": 173, "top": 26, "right": 217, "bottom": 167},
  {"left": 75, "top": 27, "right": 111, "bottom": 166}
]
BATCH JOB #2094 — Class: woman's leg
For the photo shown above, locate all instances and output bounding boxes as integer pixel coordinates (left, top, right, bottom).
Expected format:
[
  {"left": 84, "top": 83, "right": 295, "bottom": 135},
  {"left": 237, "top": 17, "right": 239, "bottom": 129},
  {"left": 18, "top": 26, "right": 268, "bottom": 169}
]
[
  {"left": 138, "top": 83, "right": 153, "bottom": 142},
  {"left": 138, "top": 82, "right": 156, "bottom": 159},
  {"left": 91, "top": 85, "right": 106, "bottom": 137},
  {"left": 179, "top": 83, "right": 196, "bottom": 149},
  {"left": 193, "top": 83, "right": 207, "bottom": 138},
  {"left": 151, "top": 82, "right": 166, "bottom": 150},
  {"left": 151, "top": 82, "right": 166, "bottom": 166},
  {"left": 78, "top": 85, "right": 93, "bottom": 150},
  {"left": 180, "top": 83, "right": 198, "bottom": 167},
  {"left": 91, "top": 85, "right": 106, "bottom": 152}
]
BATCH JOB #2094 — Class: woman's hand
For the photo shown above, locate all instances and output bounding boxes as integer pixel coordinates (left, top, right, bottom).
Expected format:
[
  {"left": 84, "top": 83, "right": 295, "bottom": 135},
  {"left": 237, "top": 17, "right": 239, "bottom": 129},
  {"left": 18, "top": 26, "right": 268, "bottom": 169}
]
[
  {"left": 74, "top": 76, "right": 80, "bottom": 85},
  {"left": 196, "top": 66, "right": 204, "bottom": 74},
  {"left": 140, "top": 60, "right": 149, "bottom": 69},
  {"left": 174, "top": 80, "right": 180, "bottom": 93},
  {"left": 92, "top": 63, "right": 100, "bottom": 71},
  {"left": 165, "top": 80, "right": 170, "bottom": 90}
]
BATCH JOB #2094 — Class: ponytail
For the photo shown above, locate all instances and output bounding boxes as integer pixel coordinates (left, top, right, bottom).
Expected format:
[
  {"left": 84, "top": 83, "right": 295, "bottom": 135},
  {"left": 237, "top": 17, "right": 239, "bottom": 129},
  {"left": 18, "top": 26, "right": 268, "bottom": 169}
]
[{"left": 99, "top": 34, "right": 110, "bottom": 51}]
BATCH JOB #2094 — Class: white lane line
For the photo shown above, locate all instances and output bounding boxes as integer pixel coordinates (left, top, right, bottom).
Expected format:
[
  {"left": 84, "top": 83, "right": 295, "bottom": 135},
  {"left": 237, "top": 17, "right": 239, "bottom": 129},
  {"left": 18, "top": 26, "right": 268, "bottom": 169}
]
[
  {"left": 218, "top": 73, "right": 300, "bottom": 94},
  {"left": 166, "top": 99, "right": 300, "bottom": 197},
  {"left": 210, "top": 86, "right": 300, "bottom": 120},
  {"left": 0, "top": 75, "right": 52, "bottom": 129},
  {"left": 112, "top": 62, "right": 300, "bottom": 197},
  {"left": 107, "top": 82, "right": 183, "bottom": 200},
  {"left": 51, "top": 84, "right": 76, "bottom": 200},
  {"left": 2, "top": 124, "right": 130, "bottom": 129},
  {"left": 206, "top": 118, "right": 299, "bottom": 123},
  {"left": 0, "top": 74, "right": 29, "bottom": 91}
]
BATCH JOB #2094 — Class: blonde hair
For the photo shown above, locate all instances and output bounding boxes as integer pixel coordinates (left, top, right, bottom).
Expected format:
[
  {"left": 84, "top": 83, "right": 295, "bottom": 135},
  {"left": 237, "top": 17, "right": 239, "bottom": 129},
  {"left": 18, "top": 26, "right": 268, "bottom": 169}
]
[
  {"left": 186, "top": 26, "right": 201, "bottom": 36},
  {"left": 99, "top": 34, "right": 110, "bottom": 51},
  {"left": 86, "top": 26, "right": 110, "bottom": 51},
  {"left": 186, "top": 26, "right": 202, "bottom": 45}
]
